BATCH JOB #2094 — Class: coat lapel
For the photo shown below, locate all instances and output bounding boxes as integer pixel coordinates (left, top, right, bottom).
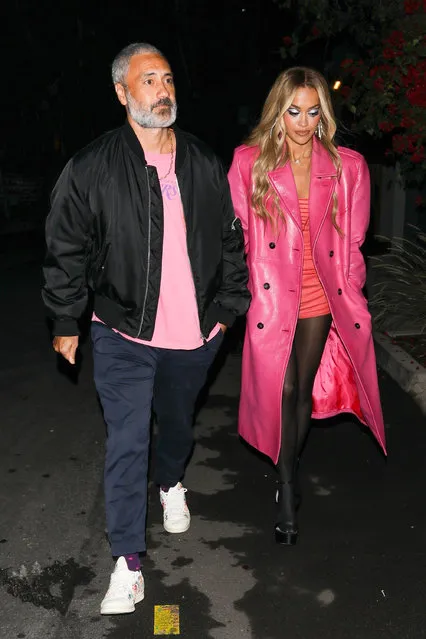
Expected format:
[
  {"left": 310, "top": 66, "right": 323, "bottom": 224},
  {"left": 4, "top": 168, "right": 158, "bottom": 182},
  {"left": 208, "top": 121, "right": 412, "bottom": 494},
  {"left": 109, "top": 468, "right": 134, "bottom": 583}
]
[
  {"left": 309, "top": 138, "right": 338, "bottom": 247},
  {"left": 267, "top": 138, "right": 338, "bottom": 239},
  {"left": 268, "top": 162, "right": 302, "bottom": 230}
]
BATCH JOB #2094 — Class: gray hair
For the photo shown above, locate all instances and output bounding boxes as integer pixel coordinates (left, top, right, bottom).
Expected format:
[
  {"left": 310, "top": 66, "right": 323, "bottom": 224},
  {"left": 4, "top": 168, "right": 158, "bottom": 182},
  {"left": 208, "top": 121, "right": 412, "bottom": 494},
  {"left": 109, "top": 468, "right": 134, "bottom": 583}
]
[{"left": 111, "top": 43, "right": 166, "bottom": 85}]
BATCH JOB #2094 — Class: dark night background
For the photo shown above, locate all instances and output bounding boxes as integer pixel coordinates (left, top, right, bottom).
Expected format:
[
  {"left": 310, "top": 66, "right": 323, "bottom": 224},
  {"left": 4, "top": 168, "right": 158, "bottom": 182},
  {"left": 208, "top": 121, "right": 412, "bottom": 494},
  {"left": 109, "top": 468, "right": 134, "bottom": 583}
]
[
  {"left": 3, "top": 0, "right": 410, "bottom": 250},
  {"left": 1, "top": 0, "right": 355, "bottom": 222},
  {"left": 3, "top": 1, "right": 287, "bottom": 171},
  {"left": 2, "top": 5, "right": 426, "bottom": 638}
]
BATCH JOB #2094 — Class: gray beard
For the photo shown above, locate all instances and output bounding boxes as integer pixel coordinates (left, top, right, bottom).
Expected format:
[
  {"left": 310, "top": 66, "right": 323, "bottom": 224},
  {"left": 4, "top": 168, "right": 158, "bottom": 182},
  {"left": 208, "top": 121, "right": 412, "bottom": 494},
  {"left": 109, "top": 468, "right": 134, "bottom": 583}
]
[{"left": 125, "top": 90, "right": 177, "bottom": 128}]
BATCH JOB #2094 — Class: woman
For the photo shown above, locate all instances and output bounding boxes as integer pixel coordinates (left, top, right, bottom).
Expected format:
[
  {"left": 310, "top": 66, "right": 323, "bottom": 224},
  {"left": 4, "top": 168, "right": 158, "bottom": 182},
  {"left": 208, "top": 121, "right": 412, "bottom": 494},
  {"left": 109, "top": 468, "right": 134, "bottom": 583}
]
[{"left": 228, "top": 67, "right": 386, "bottom": 546}]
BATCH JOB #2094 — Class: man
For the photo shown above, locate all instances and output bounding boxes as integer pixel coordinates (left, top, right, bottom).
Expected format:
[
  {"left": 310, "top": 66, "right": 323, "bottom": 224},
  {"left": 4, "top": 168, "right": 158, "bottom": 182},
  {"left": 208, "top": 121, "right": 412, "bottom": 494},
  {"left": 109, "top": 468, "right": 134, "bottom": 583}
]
[{"left": 42, "top": 42, "right": 250, "bottom": 615}]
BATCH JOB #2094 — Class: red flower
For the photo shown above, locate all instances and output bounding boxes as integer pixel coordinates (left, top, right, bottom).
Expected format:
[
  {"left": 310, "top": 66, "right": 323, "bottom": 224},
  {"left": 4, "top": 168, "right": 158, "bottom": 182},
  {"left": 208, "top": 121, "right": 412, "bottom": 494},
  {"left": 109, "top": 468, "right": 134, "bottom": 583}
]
[
  {"left": 411, "top": 149, "right": 425, "bottom": 163},
  {"left": 392, "top": 134, "right": 407, "bottom": 153},
  {"left": 311, "top": 25, "right": 321, "bottom": 37},
  {"left": 382, "top": 31, "right": 405, "bottom": 59},
  {"left": 374, "top": 78, "right": 385, "bottom": 91},
  {"left": 402, "top": 63, "right": 426, "bottom": 88},
  {"left": 406, "top": 134, "right": 421, "bottom": 153},
  {"left": 349, "top": 60, "right": 364, "bottom": 76},
  {"left": 340, "top": 85, "right": 351, "bottom": 98},
  {"left": 374, "top": 63, "right": 398, "bottom": 79},
  {"left": 383, "top": 48, "right": 404, "bottom": 60},
  {"left": 404, "top": 0, "right": 421, "bottom": 13},
  {"left": 282, "top": 36, "right": 293, "bottom": 47},
  {"left": 401, "top": 113, "right": 416, "bottom": 128},
  {"left": 387, "top": 31, "right": 405, "bottom": 48},
  {"left": 415, "top": 196, "right": 424, "bottom": 206},
  {"left": 340, "top": 58, "right": 353, "bottom": 68},
  {"left": 379, "top": 121, "right": 394, "bottom": 133},
  {"left": 407, "top": 86, "right": 426, "bottom": 108}
]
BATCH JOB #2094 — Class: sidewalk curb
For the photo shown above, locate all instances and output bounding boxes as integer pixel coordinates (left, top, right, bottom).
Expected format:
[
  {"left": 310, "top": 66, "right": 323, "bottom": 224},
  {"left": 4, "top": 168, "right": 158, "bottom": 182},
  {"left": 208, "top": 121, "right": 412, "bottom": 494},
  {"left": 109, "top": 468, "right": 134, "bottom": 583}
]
[{"left": 374, "top": 331, "right": 426, "bottom": 415}]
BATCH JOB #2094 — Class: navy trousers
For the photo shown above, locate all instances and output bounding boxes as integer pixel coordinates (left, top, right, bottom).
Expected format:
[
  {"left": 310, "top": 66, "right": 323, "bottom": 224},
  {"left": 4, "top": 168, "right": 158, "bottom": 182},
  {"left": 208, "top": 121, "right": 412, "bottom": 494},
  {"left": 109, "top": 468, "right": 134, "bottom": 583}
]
[{"left": 91, "top": 322, "right": 223, "bottom": 557}]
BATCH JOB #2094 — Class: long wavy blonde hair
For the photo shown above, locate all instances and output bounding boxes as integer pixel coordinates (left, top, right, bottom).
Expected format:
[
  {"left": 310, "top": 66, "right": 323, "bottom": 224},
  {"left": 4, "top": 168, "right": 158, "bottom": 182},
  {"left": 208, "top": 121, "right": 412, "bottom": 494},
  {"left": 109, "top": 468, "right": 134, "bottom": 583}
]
[{"left": 246, "top": 67, "right": 342, "bottom": 231}]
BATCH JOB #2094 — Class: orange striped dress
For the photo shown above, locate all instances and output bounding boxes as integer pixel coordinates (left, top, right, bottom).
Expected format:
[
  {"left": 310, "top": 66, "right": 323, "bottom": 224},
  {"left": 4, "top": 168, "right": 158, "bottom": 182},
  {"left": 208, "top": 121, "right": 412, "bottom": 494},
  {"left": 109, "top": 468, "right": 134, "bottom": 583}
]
[{"left": 298, "top": 198, "right": 330, "bottom": 319}]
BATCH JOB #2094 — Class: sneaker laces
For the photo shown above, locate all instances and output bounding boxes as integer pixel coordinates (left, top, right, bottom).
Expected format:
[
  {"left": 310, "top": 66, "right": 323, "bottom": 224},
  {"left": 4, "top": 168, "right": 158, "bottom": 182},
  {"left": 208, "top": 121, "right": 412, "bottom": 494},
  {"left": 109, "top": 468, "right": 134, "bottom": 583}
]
[
  {"left": 164, "top": 486, "right": 188, "bottom": 518},
  {"left": 107, "top": 570, "right": 134, "bottom": 596}
]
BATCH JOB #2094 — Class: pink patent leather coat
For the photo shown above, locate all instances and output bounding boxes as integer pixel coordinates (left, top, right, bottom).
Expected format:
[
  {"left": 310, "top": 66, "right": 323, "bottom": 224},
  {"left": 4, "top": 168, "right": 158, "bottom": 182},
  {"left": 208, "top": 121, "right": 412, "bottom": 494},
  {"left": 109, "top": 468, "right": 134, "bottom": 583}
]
[{"left": 228, "top": 138, "right": 386, "bottom": 464}]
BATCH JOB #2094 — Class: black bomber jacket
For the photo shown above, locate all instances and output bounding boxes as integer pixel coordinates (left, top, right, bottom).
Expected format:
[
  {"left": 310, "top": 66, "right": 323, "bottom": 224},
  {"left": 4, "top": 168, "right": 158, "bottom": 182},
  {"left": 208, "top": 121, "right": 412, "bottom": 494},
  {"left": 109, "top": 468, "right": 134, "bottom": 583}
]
[{"left": 42, "top": 121, "right": 251, "bottom": 339}]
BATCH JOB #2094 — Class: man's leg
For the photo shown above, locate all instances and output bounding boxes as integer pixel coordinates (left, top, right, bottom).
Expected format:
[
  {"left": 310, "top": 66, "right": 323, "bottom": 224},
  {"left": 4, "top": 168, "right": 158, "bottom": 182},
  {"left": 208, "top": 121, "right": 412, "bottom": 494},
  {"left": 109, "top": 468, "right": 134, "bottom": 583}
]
[
  {"left": 91, "top": 323, "right": 157, "bottom": 613},
  {"left": 153, "top": 330, "right": 224, "bottom": 531}
]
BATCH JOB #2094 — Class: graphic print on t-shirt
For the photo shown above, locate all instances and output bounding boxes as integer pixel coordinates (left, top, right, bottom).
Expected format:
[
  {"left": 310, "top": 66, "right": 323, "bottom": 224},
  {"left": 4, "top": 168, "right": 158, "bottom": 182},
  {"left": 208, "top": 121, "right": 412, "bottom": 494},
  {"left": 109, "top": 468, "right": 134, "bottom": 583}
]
[{"left": 161, "top": 181, "right": 178, "bottom": 201}]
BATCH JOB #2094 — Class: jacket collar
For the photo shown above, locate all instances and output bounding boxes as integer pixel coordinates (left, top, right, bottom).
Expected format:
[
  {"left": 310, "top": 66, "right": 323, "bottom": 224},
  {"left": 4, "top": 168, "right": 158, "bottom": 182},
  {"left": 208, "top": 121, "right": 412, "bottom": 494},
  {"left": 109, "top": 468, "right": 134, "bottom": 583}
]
[
  {"left": 267, "top": 137, "right": 337, "bottom": 237},
  {"left": 122, "top": 119, "right": 188, "bottom": 173},
  {"left": 310, "top": 135, "right": 338, "bottom": 178}
]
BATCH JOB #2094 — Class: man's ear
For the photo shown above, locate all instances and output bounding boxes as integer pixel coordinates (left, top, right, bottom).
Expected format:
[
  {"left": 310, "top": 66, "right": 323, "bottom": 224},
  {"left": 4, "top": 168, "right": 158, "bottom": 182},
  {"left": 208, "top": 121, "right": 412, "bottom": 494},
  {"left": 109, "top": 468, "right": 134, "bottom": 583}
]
[{"left": 114, "top": 83, "right": 127, "bottom": 106}]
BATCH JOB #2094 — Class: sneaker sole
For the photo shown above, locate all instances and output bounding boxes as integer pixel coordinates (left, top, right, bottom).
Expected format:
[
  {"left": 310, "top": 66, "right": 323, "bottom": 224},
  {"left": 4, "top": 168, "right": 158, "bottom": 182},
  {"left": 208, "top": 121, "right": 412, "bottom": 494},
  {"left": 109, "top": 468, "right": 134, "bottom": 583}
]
[
  {"left": 163, "top": 520, "right": 191, "bottom": 534},
  {"left": 100, "top": 591, "right": 145, "bottom": 615}
]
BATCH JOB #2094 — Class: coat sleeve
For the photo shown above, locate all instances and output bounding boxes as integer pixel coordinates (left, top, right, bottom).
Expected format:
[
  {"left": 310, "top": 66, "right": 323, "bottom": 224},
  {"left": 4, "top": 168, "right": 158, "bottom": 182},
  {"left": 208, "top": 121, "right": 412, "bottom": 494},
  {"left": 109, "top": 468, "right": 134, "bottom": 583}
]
[
  {"left": 209, "top": 161, "right": 251, "bottom": 327},
  {"left": 42, "top": 159, "right": 92, "bottom": 336},
  {"left": 228, "top": 149, "right": 250, "bottom": 253},
  {"left": 348, "top": 156, "right": 370, "bottom": 291}
]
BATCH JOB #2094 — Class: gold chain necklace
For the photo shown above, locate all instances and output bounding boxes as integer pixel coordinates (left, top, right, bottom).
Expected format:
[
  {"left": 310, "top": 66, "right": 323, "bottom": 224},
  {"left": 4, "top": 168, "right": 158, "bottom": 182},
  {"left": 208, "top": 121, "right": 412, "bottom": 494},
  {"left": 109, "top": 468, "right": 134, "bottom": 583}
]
[
  {"left": 157, "top": 128, "right": 175, "bottom": 180},
  {"left": 290, "top": 149, "right": 312, "bottom": 166}
]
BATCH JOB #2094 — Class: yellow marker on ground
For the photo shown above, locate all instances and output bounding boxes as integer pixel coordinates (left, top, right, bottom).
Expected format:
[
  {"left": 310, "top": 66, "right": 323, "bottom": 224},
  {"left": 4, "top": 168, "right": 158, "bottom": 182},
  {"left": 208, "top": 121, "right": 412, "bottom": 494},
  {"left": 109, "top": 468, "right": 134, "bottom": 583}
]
[{"left": 154, "top": 605, "right": 180, "bottom": 635}]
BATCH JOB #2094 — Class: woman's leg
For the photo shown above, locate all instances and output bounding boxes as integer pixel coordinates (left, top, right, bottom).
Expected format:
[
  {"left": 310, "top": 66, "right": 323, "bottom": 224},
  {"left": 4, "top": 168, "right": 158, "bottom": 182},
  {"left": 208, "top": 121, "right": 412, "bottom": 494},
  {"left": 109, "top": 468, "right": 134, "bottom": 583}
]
[
  {"left": 278, "top": 314, "right": 331, "bottom": 482},
  {"left": 277, "top": 346, "right": 298, "bottom": 484},
  {"left": 275, "top": 314, "right": 331, "bottom": 544},
  {"left": 293, "top": 314, "right": 332, "bottom": 456},
  {"left": 276, "top": 346, "right": 299, "bottom": 543}
]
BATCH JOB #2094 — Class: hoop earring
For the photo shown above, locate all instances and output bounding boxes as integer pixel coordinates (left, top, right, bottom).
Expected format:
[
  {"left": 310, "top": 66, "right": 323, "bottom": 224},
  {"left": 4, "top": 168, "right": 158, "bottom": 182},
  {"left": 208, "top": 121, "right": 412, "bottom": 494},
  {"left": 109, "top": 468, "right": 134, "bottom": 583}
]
[{"left": 316, "top": 121, "right": 324, "bottom": 140}]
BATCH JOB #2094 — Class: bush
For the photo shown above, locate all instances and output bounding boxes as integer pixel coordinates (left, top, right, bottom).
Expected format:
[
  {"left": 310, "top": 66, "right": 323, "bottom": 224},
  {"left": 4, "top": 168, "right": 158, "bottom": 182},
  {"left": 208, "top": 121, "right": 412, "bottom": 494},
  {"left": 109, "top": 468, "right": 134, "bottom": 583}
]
[{"left": 370, "top": 229, "right": 426, "bottom": 333}]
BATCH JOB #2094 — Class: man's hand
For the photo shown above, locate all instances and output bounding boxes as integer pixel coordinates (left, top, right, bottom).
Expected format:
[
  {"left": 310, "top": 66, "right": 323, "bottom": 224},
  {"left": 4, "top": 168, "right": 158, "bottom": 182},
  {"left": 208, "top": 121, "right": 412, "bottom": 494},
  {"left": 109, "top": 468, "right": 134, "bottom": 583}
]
[
  {"left": 219, "top": 323, "right": 227, "bottom": 334},
  {"left": 53, "top": 336, "right": 79, "bottom": 365}
]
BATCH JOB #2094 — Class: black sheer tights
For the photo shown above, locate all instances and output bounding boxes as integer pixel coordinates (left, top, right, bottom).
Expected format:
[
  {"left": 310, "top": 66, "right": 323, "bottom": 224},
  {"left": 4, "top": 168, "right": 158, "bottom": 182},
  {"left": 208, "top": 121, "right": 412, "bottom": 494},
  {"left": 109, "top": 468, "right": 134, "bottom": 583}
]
[{"left": 278, "top": 314, "right": 332, "bottom": 483}]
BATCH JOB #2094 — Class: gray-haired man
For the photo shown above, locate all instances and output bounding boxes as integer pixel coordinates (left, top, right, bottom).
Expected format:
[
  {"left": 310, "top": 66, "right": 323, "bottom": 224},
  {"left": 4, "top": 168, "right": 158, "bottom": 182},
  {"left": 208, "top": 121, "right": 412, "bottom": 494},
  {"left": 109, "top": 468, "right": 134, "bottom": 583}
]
[{"left": 42, "top": 42, "right": 250, "bottom": 614}]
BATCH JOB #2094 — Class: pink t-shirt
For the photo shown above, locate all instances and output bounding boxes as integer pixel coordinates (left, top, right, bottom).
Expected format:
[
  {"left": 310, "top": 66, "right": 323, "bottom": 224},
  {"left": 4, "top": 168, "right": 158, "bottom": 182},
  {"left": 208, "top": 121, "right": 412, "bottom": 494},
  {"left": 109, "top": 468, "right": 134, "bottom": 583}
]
[{"left": 93, "top": 151, "right": 220, "bottom": 349}]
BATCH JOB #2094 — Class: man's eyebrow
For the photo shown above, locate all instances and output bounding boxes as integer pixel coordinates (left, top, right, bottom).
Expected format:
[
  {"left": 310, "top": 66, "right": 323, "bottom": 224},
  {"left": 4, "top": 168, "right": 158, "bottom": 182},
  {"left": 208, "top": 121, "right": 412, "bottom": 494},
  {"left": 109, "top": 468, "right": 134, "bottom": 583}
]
[{"left": 142, "top": 71, "right": 174, "bottom": 78}]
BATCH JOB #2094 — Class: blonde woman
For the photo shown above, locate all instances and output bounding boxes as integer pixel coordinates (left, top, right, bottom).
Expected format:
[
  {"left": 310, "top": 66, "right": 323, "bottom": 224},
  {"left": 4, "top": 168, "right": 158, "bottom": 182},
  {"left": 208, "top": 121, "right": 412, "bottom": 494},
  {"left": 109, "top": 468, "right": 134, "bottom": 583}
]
[{"left": 228, "top": 67, "right": 386, "bottom": 546}]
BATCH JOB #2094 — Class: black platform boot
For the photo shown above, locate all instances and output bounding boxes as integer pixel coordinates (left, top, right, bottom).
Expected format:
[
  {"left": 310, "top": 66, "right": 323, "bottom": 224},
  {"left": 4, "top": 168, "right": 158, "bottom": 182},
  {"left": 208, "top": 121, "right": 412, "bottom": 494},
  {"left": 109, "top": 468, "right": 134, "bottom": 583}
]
[
  {"left": 276, "top": 458, "right": 301, "bottom": 511},
  {"left": 275, "top": 480, "right": 298, "bottom": 545}
]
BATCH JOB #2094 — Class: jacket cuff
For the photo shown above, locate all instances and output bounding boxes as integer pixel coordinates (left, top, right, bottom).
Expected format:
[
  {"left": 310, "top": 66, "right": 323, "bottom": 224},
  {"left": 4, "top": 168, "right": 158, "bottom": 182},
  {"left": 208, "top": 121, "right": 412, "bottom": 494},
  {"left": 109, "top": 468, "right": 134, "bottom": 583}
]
[
  {"left": 52, "top": 319, "right": 80, "bottom": 336},
  {"left": 210, "top": 304, "right": 237, "bottom": 328}
]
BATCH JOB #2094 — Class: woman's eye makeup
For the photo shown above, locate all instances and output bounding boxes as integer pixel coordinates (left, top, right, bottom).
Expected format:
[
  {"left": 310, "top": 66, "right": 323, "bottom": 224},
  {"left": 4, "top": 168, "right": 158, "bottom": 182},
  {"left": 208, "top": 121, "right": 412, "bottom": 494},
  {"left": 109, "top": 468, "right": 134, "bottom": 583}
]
[{"left": 287, "top": 107, "right": 320, "bottom": 117}]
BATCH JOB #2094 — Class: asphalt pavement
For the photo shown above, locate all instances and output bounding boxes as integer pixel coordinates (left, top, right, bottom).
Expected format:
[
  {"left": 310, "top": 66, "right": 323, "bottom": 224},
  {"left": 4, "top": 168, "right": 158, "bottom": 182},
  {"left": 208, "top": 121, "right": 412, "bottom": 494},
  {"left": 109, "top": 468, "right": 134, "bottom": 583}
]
[{"left": 1, "top": 256, "right": 425, "bottom": 639}]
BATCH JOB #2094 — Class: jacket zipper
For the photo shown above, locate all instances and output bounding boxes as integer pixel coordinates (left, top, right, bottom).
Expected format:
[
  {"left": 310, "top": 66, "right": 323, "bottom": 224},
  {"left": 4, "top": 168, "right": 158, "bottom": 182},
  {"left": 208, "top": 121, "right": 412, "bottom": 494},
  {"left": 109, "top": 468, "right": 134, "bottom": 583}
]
[{"left": 137, "top": 166, "right": 152, "bottom": 338}]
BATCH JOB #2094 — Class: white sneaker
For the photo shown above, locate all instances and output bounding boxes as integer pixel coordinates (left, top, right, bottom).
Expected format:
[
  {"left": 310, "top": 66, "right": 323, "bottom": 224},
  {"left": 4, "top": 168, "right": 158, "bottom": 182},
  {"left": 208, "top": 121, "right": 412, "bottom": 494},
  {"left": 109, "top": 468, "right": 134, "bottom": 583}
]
[
  {"left": 100, "top": 556, "right": 144, "bottom": 615},
  {"left": 160, "top": 482, "right": 191, "bottom": 533}
]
